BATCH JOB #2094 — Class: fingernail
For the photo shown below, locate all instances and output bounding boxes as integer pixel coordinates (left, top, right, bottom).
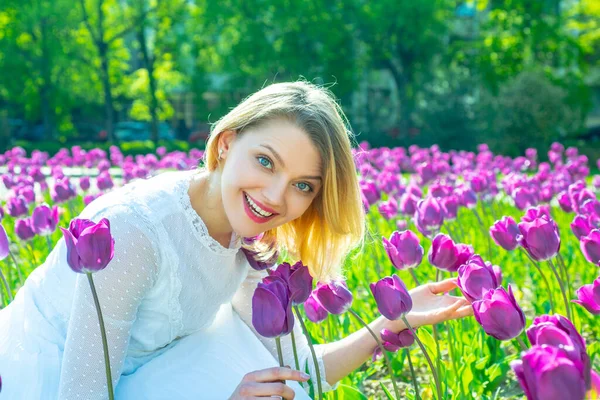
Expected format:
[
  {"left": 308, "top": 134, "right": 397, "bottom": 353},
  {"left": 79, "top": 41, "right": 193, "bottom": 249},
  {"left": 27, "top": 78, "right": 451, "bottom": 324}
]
[{"left": 301, "top": 372, "right": 310, "bottom": 380}]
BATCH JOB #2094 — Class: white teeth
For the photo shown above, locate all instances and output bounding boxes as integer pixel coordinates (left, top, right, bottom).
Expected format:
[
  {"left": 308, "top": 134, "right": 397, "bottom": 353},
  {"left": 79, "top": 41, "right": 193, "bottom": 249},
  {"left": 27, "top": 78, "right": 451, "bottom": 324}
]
[{"left": 245, "top": 194, "right": 273, "bottom": 218}]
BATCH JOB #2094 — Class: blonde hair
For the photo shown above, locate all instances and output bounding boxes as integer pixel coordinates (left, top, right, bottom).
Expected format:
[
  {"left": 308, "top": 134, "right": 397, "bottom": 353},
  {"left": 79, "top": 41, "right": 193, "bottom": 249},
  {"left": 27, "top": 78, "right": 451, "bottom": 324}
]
[{"left": 201, "top": 80, "right": 366, "bottom": 283}]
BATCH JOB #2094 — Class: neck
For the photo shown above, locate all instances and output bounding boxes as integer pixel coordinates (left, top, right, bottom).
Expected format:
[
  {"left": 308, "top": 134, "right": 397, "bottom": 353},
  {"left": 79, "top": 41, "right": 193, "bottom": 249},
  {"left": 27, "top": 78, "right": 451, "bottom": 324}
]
[{"left": 188, "top": 169, "right": 234, "bottom": 247}]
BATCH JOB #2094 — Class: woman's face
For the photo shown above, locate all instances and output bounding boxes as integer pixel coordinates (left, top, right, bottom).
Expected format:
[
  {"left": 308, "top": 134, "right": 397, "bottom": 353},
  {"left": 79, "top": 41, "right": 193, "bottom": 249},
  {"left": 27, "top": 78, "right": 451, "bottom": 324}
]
[{"left": 219, "top": 118, "right": 323, "bottom": 238}]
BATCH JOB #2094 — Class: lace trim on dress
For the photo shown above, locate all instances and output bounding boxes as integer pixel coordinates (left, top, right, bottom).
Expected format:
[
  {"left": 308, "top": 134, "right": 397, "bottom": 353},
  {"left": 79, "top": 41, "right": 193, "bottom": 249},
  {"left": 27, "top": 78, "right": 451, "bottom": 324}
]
[{"left": 177, "top": 170, "right": 242, "bottom": 256}]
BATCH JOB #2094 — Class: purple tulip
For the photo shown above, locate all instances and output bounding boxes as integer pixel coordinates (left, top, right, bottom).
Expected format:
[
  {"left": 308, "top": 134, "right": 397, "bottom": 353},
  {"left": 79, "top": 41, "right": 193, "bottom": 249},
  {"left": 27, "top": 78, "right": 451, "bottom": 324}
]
[
  {"left": 571, "top": 215, "right": 594, "bottom": 241},
  {"left": 97, "top": 171, "right": 114, "bottom": 191},
  {"left": 399, "top": 193, "right": 419, "bottom": 216},
  {"left": 456, "top": 187, "right": 478, "bottom": 209},
  {"left": 414, "top": 196, "right": 444, "bottom": 236},
  {"left": 80, "top": 176, "right": 91, "bottom": 191},
  {"left": 241, "top": 247, "right": 278, "bottom": 271},
  {"left": 457, "top": 255, "right": 502, "bottom": 302},
  {"left": 6, "top": 195, "right": 28, "bottom": 217},
  {"left": 441, "top": 195, "right": 459, "bottom": 220},
  {"left": 490, "top": 216, "right": 520, "bottom": 251},
  {"left": 314, "top": 280, "right": 353, "bottom": 315},
  {"left": 428, "top": 233, "right": 458, "bottom": 271},
  {"left": 521, "top": 205, "right": 552, "bottom": 223},
  {"left": 266, "top": 261, "right": 313, "bottom": 305},
  {"left": 526, "top": 314, "right": 591, "bottom": 387},
  {"left": 60, "top": 218, "right": 115, "bottom": 274},
  {"left": 0, "top": 224, "right": 9, "bottom": 260},
  {"left": 15, "top": 218, "right": 35, "bottom": 241},
  {"left": 517, "top": 217, "right": 561, "bottom": 261},
  {"left": 378, "top": 197, "right": 398, "bottom": 220},
  {"left": 558, "top": 191, "right": 573, "bottom": 213},
  {"left": 572, "top": 277, "right": 600, "bottom": 315},
  {"left": 304, "top": 291, "right": 328, "bottom": 323},
  {"left": 31, "top": 204, "right": 59, "bottom": 236},
  {"left": 580, "top": 229, "right": 600, "bottom": 265},
  {"left": 473, "top": 285, "right": 525, "bottom": 340},
  {"left": 513, "top": 187, "right": 537, "bottom": 210},
  {"left": 511, "top": 345, "right": 587, "bottom": 400},
  {"left": 373, "top": 329, "right": 415, "bottom": 361},
  {"left": 452, "top": 243, "right": 475, "bottom": 272},
  {"left": 382, "top": 230, "right": 424, "bottom": 270},
  {"left": 370, "top": 274, "right": 413, "bottom": 320},
  {"left": 252, "top": 276, "right": 294, "bottom": 338}
]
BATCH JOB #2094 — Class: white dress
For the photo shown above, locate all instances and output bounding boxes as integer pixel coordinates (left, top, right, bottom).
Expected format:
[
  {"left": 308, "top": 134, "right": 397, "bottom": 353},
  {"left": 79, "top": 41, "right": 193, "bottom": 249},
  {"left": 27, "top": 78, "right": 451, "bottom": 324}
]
[{"left": 0, "top": 169, "right": 338, "bottom": 399}]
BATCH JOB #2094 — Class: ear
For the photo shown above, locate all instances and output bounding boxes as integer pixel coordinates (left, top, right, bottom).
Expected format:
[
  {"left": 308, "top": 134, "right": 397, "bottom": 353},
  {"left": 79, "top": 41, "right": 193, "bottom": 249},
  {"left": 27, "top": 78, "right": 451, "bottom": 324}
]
[{"left": 218, "top": 130, "right": 237, "bottom": 157}]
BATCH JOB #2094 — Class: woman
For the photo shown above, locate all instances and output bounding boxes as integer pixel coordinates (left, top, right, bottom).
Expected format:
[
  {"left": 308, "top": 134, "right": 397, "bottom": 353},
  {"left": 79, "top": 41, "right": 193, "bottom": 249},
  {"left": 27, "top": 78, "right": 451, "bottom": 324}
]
[{"left": 0, "top": 80, "right": 472, "bottom": 399}]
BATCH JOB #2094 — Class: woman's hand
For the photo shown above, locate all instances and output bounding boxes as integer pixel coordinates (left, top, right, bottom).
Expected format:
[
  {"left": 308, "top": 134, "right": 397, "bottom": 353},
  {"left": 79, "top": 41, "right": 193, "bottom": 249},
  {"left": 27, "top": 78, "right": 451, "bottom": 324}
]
[
  {"left": 229, "top": 366, "right": 310, "bottom": 399},
  {"left": 387, "top": 278, "right": 473, "bottom": 332}
]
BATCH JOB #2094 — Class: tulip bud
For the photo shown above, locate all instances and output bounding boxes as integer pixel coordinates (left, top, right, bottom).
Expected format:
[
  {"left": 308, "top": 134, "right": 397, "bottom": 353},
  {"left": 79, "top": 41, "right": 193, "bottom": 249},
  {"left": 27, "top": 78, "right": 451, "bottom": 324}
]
[
  {"left": 370, "top": 274, "right": 413, "bottom": 320},
  {"left": 580, "top": 229, "right": 600, "bottom": 265},
  {"left": 457, "top": 256, "right": 502, "bottom": 302},
  {"left": 473, "top": 285, "right": 525, "bottom": 340},
  {"left": 414, "top": 197, "right": 444, "bottom": 236},
  {"left": 572, "top": 277, "right": 600, "bottom": 315},
  {"left": 511, "top": 345, "right": 587, "bottom": 400},
  {"left": 526, "top": 314, "right": 591, "bottom": 387},
  {"left": 266, "top": 261, "right": 313, "bottom": 305},
  {"left": 251, "top": 276, "right": 294, "bottom": 338},
  {"left": 382, "top": 230, "right": 424, "bottom": 270},
  {"left": 60, "top": 218, "right": 115, "bottom": 274},
  {"left": 6, "top": 195, "right": 28, "bottom": 218},
  {"left": 373, "top": 329, "right": 415, "bottom": 361},
  {"left": 558, "top": 190, "right": 573, "bottom": 213},
  {"left": 0, "top": 224, "right": 9, "bottom": 260},
  {"left": 304, "top": 291, "right": 328, "bottom": 323},
  {"left": 490, "top": 216, "right": 520, "bottom": 251},
  {"left": 571, "top": 214, "right": 594, "bottom": 241},
  {"left": 517, "top": 217, "right": 561, "bottom": 261},
  {"left": 428, "top": 233, "right": 458, "bottom": 271},
  {"left": 15, "top": 218, "right": 35, "bottom": 241},
  {"left": 31, "top": 204, "right": 59, "bottom": 236},
  {"left": 314, "top": 280, "right": 353, "bottom": 315}
]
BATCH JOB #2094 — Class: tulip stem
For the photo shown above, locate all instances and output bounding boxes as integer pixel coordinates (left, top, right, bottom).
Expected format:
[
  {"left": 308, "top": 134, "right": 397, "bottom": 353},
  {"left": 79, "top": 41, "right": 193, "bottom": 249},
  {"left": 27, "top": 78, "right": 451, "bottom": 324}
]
[
  {"left": 9, "top": 251, "right": 23, "bottom": 285},
  {"left": 516, "top": 336, "right": 529, "bottom": 352},
  {"left": 293, "top": 306, "right": 323, "bottom": 400},
  {"left": 45, "top": 235, "right": 53, "bottom": 254},
  {"left": 27, "top": 242, "right": 38, "bottom": 266},
  {"left": 290, "top": 330, "right": 300, "bottom": 371},
  {"left": 519, "top": 248, "right": 555, "bottom": 314},
  {"left": 275, "top": 336, "right": 285, "bottom": 366},
  {"left": 547, "top": 259, "right": 572, "bottom": 321},
  {"left": 401, "top": 315, "right": 442, "bottom": 400},
  {"left": 556, "top": 254, "right": 572, "bottom": 303},
  {"left": 86, "top": 273, "right": 114, "bottom": 400},
  {"left": 0, "top": 264, "right": 12, "bottom": 304},
  {"left": 405, "top": 348, "right": 421, "bottom": 400},
  {"left": 472, "top": 209, "right": 492, "bottom": 260},
  {"left": 348, "top": 308, "right": 400, "bottom": 400},
  {"left": 409, "top": 269, "right": 420, "bottom": 286}
]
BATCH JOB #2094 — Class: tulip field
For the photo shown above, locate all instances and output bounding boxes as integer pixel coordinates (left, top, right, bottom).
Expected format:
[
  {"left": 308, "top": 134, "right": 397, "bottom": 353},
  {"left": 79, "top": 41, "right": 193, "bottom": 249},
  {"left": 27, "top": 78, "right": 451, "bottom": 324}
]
[{"left": 1, "top": 142, "right": 600, "bottom": 399}]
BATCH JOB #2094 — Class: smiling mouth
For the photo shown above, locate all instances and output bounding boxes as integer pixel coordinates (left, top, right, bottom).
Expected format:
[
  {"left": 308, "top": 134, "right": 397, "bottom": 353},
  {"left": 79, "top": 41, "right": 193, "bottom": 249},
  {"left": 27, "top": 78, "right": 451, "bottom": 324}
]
[{"left": 243, "top": 192, "right": 277, "bottom": 220}]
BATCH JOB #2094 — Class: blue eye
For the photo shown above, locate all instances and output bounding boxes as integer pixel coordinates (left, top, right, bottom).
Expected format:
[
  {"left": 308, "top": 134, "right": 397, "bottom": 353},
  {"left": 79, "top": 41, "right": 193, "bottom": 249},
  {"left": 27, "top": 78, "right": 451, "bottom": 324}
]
[
  {"left": 257, "top": 156, "right": 272, "bottom": 169},
  {"left": 296, "top": 182, "right": 313, "bottom": 193}
]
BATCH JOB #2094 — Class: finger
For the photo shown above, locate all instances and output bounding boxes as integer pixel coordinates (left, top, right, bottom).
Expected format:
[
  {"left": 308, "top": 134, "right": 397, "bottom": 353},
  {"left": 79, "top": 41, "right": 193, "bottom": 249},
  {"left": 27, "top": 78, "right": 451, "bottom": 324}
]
[
  {"left": 247, "top": 367, "right": 309, "bottom": 383},
  {"left": 429, "top": 278, "right": 459, "bottom": 295},
  {"left": 446, "top": 304, "right": 474, "bottom": 321},
  {"left": 244, "top": 382, "right": 296, "bottom": 399}
]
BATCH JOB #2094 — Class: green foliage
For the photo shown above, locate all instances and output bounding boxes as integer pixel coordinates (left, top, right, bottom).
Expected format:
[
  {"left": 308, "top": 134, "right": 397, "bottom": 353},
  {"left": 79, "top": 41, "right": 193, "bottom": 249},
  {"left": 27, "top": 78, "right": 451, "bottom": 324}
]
[{"left": 482, "top": 69, "right": 580, "bottom": 156}]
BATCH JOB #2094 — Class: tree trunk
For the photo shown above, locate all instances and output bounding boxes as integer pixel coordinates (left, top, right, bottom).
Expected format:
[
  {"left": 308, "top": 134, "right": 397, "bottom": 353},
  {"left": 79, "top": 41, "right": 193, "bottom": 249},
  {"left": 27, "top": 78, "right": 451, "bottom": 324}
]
[{"left": 137, "top": 26, "right": 159, "bottom": 144}]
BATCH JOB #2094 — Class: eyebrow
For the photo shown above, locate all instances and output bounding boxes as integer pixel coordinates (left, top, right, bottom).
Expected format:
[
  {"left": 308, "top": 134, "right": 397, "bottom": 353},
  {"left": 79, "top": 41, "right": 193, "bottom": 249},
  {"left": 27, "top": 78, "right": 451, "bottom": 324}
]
[{"left": 259, "top": 144, "right": 322, "bottom": 181}]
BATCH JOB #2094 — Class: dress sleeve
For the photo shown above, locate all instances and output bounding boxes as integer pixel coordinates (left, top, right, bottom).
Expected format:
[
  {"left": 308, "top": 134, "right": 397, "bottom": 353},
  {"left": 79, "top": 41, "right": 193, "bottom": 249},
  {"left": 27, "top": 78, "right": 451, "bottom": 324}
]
[
  {"left": 231, "top": 268, "right": 339, "bottom": 393},
  {"left": 58, "top": 205, "right": 160, "bottom": 400}
]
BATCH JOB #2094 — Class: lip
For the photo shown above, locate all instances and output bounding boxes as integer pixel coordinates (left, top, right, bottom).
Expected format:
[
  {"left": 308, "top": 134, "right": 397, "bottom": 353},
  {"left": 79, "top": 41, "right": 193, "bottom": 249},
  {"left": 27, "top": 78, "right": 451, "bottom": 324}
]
[
  {"left": 243, "top": 192, "right": 277, "bottom": 223},
  {"left": 245, "top": 192, "right": 279, "bottom": 215}
]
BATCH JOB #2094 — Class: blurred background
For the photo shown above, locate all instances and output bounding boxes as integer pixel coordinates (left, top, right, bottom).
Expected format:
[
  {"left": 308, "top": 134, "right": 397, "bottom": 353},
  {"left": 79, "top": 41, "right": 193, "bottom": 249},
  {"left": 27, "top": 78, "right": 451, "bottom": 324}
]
[{"left": 0, "top": 0, "right": 599, "bottom": 158}]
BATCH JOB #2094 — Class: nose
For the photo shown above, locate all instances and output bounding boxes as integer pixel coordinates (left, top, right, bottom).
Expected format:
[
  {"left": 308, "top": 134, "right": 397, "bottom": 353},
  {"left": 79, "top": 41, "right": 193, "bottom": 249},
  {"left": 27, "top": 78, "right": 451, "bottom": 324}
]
[{"left": 262, "top": 178, "right": 286, "bottom": 211}]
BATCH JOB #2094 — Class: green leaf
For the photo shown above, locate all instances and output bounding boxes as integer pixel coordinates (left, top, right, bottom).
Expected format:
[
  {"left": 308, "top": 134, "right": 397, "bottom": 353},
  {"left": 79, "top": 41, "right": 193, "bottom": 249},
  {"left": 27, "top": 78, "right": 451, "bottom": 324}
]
[
  {"left": 378, "top": 382, "right": 395, "bottom": 400},
  {"left": 335, "top": 384, "right": 369, "bottom": 400},
  {"left": 486, "top": 364, "right": 502, "bottom": 382}
]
